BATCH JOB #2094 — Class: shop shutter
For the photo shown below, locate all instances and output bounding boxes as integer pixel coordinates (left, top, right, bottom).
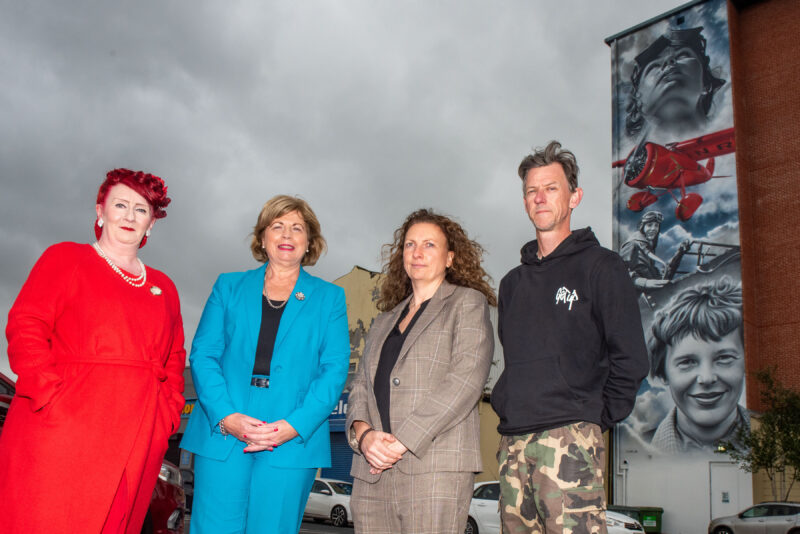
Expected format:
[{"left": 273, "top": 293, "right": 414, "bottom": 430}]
[{"left": 321, "top": 432, "right": 353, "bottom": 482}]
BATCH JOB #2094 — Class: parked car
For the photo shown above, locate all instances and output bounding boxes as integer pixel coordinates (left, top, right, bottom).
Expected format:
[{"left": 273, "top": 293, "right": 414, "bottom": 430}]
[
  {"left": 606, "top": 510, "right": 645, "bottom": 534},
  {"left": 708, "top": 502, "right": 800, "bottom": 534},
  {"left": 465, "top": 480, "right": 643, "bottom": 534},
  {"left": 0, "top": 372, "right": 15, "bottom": 434},
  {"left": 141, "top": 460, "right": 186, "bottom": 534},
  {"left": 179, "top": 467, "right": 194, "bottom": 514},
  {"left": 466, "top": 481, "right": 501, "bottom": 534},
  {"left": 304, "top": 478, "right": 353, "bottom": 527}
]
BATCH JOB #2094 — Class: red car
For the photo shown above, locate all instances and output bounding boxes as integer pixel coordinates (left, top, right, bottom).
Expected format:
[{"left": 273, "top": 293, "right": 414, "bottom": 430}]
[
  {"left": 142, "top": 460, "right": 186, "bottom": 534},
  {"left": 0, "top": 372, "right": 185, "bottom": 534},
  {"left": 0, "top": 371, "right": 16, "bottom": 433}
]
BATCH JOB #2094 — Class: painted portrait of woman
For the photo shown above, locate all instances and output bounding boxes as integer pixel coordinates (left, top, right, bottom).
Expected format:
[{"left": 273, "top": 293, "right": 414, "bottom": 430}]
[
  {"left": 625, "top": 27, "right": 726, "bottom": 140},
  {"left": 646, "top": 277, "right": 747, "bottom": 454}
]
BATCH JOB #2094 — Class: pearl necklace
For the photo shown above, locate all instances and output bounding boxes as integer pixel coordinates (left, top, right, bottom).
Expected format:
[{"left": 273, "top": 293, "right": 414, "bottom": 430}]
[{"left": 92, "top": 242, "right": 147, "bottom": 288}]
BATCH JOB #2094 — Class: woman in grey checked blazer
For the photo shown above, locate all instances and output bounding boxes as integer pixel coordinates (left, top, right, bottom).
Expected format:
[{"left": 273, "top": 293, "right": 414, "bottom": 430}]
[{"left": 346, "top": 209, "right": 496, "bottom": 534}]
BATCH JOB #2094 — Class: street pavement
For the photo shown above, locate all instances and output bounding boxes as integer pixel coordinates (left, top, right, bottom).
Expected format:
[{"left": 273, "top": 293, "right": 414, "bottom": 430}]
[
  {"left": 183, "top": 516, "right": 353, "bottom": 532},
  {"left": 300, "top": 519, "right": 354, "bottom": 533}
]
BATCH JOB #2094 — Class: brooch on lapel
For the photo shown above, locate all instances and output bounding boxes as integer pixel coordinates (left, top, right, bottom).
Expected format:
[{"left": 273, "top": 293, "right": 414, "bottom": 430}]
[
  {"left": 295, "top": 292, "right": 305, "bottom": 301},
  {"left": 150, "top": 286, "right": 162, "bottom": 296}
]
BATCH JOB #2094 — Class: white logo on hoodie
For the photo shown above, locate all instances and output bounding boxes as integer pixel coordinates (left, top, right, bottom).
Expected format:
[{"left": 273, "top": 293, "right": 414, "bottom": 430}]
[{"left": 555, "top": 286, "right": 579, "bottom": 310}]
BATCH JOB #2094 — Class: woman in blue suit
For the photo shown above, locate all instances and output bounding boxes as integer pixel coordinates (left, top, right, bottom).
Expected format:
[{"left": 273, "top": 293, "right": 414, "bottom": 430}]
[{"left": 181, "top": 195, "right": 350, "bottom": 534}]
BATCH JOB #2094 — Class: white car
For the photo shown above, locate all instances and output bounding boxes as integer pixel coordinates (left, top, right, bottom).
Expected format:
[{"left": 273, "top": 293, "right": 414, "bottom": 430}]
[
  {"left": 303, "top": 478, "right": 353, "bottom": 528},
  {"left": 708, "top": 502, "right": 800, "bottom": 534},
  {"left": 466, "top": 481, "right": 501, "bottom": 534},
  {"left": 607, "top": 510, "right": 645, "bottom": 534},
  {"left": 465, "top": 481, "right": 644, "bottom": 534}
]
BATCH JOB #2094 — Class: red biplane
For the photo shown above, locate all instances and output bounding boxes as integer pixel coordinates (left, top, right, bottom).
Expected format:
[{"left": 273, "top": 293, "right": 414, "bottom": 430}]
[{"left": 612, "top": 128, "right": 735, "bottom": 221}]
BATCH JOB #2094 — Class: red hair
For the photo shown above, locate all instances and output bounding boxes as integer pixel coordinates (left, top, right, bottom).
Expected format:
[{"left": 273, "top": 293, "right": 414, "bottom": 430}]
[{"left": 94, "top": 168, "right": 171, "bottom": 247}]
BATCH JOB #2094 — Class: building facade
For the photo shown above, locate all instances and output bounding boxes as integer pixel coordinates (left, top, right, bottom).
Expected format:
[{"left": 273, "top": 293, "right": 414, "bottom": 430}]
[{"left": 606, "top": 0, "right": 800, "bottom": 532}]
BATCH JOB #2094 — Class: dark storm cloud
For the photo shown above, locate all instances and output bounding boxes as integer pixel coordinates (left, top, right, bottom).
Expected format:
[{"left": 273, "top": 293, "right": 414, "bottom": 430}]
[{"left": 0, "top": 0, "right": 682, "bottom": 376}]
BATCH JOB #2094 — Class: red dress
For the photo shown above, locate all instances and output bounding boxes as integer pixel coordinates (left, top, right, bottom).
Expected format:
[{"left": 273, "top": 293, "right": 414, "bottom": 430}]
[{"left": 0, "top": 242, "right": 186, "bottom": 533}]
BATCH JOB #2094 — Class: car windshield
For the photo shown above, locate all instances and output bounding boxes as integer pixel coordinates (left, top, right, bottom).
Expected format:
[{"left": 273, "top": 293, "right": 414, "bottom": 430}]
[
  {"left": 742, "top": 506, "right": 769, "bottom": 518},
  {"left": 329, "top": 482, "right": 352, "bottom": 495}
]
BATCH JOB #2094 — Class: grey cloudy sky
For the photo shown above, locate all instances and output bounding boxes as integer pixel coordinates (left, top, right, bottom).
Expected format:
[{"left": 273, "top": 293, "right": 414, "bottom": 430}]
[{"left": 1, "top": 0, "right": 682, "bottom": 378}]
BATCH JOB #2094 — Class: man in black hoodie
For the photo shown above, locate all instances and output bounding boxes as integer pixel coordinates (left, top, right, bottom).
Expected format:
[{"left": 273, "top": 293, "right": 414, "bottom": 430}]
[{"left": 491, "top": 141, "right": 648, "bottom": 534}]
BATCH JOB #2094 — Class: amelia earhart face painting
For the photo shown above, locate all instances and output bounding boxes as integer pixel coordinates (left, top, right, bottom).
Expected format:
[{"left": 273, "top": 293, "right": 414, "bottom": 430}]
[
  {"left": 624, "top": 26, "right": 726, "bottom": 140},
  {"left": 647, "top": 277, "right": 746, "bottom": 451},
  {"left": 663, "top": 328, "right": 745, "bottom": 436}
]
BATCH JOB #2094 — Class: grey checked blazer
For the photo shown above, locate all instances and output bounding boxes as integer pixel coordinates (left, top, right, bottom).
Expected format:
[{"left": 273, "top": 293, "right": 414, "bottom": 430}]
[{"left": 346, "top": 281, "right": 494, "bottom": 482}]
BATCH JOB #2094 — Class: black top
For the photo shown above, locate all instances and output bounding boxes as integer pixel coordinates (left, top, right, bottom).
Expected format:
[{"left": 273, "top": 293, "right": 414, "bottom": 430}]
[
  {"left": 252, "top": 296, "right": 287, "bottom": 376},
  {"left": 491, "top": 227, "right": 649, "bottom": 435},
  {"left": 374, "top": 299, "right": 430, "bottom": 433}
]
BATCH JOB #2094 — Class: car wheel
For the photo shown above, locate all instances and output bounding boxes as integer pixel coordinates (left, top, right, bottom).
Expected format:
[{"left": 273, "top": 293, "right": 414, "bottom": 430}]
[
  {"left": 465, "top": 516, "right": 479, "bottom": 534},
  {"left": 331, "top": 505, "right": 348, "bottom": 527},
  {"left": 714, "top": 527, "right": 733, "bottom": 534}
]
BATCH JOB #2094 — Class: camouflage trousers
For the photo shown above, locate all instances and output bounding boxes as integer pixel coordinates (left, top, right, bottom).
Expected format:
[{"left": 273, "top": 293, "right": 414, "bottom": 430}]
[{"left": 497, "top": 422, "right": 607, "bottom": 534}]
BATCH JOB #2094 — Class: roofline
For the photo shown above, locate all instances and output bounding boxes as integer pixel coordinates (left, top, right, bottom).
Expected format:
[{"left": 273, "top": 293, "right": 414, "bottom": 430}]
[{"left": 604, "top": 0, "right": 708, "bottom": 45}]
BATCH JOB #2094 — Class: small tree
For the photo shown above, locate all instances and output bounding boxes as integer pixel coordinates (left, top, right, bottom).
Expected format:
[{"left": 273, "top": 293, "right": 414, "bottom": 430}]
[{"left": 718, "top": 368, "right": 800, "bottom": 501}]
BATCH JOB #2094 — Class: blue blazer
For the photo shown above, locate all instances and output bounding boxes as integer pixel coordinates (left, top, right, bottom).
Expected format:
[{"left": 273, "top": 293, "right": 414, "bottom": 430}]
[{"left": 180, "top": 264, "right": 350, "bottom": 468}]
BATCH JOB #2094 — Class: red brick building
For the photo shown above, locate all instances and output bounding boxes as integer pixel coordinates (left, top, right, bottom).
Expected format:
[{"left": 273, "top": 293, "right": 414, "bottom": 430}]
[
  {"left": 729, "top": 0, "right": 800, "bottom": 412},
  {"left": 729, "top": 0, "right": 800, "bottom": 503}
]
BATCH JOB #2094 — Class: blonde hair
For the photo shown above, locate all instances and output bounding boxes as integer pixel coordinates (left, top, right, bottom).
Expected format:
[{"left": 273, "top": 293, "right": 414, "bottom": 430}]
[{"left": 250, "top": 195, "right": 326, "bottom": 266}]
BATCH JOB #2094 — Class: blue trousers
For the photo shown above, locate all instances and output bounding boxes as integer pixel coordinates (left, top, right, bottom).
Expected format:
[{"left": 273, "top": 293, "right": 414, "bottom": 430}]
[{"left": 190, "top": 384, "right": 316, "bottom": 534}]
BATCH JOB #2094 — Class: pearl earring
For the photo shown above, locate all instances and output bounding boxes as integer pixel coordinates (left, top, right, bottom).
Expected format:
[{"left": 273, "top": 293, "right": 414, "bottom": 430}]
[
  {"left": 97, "top": 218, "right": 104, "bottom": 228},
  {"left": 145, "top": 229, "right": 151, "bottom": 237}
]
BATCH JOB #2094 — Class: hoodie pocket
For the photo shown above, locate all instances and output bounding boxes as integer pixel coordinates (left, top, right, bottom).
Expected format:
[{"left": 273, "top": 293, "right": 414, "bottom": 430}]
[{"left": 505, "top": 357, "right": 580, "bottom": 425}]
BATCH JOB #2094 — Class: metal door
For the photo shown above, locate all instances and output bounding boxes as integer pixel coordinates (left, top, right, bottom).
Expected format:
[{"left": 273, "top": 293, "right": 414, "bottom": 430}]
[{"left": 710, "top": 461, "right": 741, "bottom": 520}]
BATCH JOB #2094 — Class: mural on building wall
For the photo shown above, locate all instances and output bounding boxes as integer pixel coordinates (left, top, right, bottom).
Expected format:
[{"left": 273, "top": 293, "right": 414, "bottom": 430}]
[
  {"left": 611, "top": 0, "right": 744, "bottom": 459},
  {"left": 609, "top": 3, "right": 753, "bottom": 528}
]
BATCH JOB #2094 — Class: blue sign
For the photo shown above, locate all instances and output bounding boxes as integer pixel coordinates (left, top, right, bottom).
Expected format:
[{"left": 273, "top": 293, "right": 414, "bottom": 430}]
[{"left": 328, "top": 392, "right": 348, "bottom": 432}]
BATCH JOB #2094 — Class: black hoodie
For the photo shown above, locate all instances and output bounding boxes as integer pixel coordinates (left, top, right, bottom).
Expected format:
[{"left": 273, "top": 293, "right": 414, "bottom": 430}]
[{"left": 491, "top": 228, "right": 648, "bottom": 435}]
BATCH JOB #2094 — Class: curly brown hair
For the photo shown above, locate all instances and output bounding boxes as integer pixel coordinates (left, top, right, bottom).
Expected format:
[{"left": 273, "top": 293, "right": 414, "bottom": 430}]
[{"left": 377, "top": 209, "right": 497, "bottom": 311}]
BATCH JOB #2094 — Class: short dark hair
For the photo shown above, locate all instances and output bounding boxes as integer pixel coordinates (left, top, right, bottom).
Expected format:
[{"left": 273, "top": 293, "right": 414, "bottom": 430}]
[
  {"left": 517, "top": 141, "right": 579, "bottom": 193},
  {"left": 648, "top": 277, "right": 743, "bottom": 381}
]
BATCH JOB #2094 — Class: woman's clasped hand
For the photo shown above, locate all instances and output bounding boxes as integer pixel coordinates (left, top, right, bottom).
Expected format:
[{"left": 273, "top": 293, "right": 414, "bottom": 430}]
[{"left": 221, "top": 413, "right": 299, "bottom": 452}]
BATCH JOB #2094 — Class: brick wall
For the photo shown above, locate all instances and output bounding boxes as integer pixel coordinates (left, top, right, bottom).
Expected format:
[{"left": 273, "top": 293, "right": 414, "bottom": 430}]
[{"left": 728, "top": 0, "right": 800, "bottom": 412}]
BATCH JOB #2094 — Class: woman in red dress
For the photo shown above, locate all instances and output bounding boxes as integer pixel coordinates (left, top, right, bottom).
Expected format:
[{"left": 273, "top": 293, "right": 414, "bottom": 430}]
[{"left": 0, "top": 169, "right": 186, "bottom": 533}]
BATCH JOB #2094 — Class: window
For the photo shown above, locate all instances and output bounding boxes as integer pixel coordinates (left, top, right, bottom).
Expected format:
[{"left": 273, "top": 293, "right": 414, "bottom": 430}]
[
  {"left": 330, "top": 482, "right": 353, "bottom": 495},
  {"left": 311, "top": 481, "right": 329, "bottom": 494},
  {"left": 475, "top": 483, "right": 500, "bottom": 501},
  {"left": 742, "top": 506, "right": 769, "bottom": 518},
  {"left": 767, "top": 505, "right": 800, "bottom": 517}
]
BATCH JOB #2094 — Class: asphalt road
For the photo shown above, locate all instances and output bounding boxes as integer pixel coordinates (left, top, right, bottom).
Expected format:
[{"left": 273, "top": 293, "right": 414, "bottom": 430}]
[
  {"left": 299, "top": 519, "right": 354, "bottom": 533},
  {"left": 185, "top": 517, "right": 352, "bottom": 533}
]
